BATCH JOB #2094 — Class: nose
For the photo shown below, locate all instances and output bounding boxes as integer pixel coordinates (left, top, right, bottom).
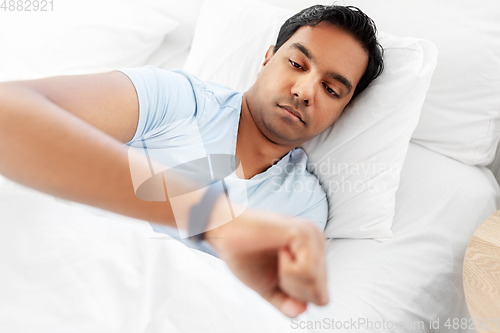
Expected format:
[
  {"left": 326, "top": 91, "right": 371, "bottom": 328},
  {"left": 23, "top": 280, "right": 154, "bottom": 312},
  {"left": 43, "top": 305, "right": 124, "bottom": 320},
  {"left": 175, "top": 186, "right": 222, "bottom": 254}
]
[{"left": 291, "top": 73, "right": 316, "bottom": 106}]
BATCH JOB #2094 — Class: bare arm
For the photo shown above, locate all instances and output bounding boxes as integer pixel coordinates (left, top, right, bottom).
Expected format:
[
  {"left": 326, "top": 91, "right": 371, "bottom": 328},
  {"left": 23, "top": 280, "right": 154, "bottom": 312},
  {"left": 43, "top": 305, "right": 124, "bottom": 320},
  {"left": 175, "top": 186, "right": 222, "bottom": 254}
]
[
  {"left": 0, "top": 72, "right": 329, "bottom": 317},
  {"left": 0, "top": 71, "right": 176, "bottom": 225},
  {"left": 9, "top": 70, "right": 139, "bottom": 143}
]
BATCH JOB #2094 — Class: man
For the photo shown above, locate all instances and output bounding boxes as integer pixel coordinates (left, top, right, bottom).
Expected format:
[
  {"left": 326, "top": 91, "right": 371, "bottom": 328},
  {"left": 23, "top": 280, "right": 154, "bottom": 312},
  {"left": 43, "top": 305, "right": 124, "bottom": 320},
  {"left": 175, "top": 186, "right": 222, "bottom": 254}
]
[{"left": 0, "top": 5, "right": 383, "bottom": 319}]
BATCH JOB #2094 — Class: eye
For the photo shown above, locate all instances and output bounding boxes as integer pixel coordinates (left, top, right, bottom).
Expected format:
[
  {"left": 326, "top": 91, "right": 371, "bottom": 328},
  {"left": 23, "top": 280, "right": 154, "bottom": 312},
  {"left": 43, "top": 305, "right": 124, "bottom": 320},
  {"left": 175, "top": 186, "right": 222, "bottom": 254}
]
[
  {"left": 322, "top": 82, "right": 340, "bottom": 98},
  {"left": 288, "top": 59, "right": 304, "bottom": 70}
]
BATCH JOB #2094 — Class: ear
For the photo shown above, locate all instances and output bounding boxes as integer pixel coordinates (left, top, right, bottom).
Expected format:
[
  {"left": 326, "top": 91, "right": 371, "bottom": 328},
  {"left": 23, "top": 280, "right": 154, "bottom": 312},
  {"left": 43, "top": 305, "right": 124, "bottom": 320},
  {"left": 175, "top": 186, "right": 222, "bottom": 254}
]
[
  {"left": 262, "top": 45, "right": 275, "bottom": 67},
  {"left": 257, "top": 46, "right": 275, "bottom": 77}
]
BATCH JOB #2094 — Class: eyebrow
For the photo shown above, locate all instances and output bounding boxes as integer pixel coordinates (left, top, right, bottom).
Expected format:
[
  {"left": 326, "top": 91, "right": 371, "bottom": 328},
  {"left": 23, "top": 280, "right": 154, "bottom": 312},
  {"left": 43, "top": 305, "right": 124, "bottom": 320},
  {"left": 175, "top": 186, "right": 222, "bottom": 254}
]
[{"left": 289, "top": 42, "right": 353, "bottom": 93}]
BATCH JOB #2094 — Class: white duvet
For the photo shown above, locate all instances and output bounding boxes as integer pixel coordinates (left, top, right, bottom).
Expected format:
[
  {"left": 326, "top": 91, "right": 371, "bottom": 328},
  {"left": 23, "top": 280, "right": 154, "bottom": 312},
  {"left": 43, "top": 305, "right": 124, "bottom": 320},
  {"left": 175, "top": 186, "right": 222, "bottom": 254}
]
[{"left": 0, "top": 142, "right": 499, "bottom": 333}]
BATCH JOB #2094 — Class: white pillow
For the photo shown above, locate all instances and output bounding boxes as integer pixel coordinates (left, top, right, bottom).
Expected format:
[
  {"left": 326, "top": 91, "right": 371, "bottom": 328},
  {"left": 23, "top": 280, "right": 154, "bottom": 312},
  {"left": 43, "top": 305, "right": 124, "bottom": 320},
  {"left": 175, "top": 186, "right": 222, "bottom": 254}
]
[
  {"left": 0, "top": 0, "right": 178, "bottom": 81},
  {"left": 184, "top": 0, "right": 437, "bottom": 239},
  {"left": 341, "top": 0, "right": 500, "bottom": 167},
  {"left": 184, "top": 0, "right": 294, "bottom": 92},
  {"left": 140, "top": 0, "right": 204, "bottom": 70}
]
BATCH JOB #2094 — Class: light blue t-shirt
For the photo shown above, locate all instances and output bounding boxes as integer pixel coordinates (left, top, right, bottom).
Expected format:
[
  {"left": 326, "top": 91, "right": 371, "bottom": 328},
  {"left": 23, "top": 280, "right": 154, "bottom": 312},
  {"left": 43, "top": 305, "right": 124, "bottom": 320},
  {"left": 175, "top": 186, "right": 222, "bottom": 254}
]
[{"left": 116, "top": 66, "right": 327, "bottom": 252}]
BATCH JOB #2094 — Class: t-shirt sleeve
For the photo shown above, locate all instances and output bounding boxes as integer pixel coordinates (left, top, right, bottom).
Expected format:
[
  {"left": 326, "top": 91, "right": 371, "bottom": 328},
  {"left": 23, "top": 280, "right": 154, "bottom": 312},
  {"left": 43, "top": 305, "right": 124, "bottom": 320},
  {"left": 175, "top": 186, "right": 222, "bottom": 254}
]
[
  {"left": 114, "top": 65, "right": 197, "bottom": 144},
  {"left": 296, "top": 190, "right": 328, "bottom": 232}
]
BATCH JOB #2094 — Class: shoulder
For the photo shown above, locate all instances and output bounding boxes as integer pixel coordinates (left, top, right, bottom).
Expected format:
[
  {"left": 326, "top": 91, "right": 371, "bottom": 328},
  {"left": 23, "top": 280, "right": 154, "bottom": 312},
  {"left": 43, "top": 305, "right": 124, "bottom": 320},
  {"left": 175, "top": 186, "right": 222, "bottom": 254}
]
[
  {"left": 169, "top": 69, "right": 242, "bottom": 111},
  {"left": 116, "top": 66, "right": 242, "bottom": 109},
  {"left": 116, "top": 65, "right": 199, "bottom": 118},
  {"left": 117, "top": 66, "right": 243, "bottom": 139},
  {"left": 271, "top": 148, "right": 328, "bottom": 230},
  {"left": 117, "top": 65, "right": 192, "bottom": 93}
]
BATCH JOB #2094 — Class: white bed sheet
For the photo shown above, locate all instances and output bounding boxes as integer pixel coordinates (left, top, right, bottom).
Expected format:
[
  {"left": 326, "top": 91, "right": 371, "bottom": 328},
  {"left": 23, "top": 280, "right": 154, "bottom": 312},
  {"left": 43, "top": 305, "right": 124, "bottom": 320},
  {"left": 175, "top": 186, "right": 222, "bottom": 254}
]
[
  {"left": 0, "top": 143, "right": 498, "bottom": 333},
  {"left": 307, "top": 142, "right": 500, "bottom": 332}
]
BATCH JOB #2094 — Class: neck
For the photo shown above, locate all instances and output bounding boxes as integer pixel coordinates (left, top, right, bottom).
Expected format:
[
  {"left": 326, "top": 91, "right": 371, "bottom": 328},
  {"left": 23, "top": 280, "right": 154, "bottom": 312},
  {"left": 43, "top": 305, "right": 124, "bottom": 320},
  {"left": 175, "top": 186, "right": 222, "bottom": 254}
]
[{"left": 234, "top": 94, "right": 294, "bottom": 179}]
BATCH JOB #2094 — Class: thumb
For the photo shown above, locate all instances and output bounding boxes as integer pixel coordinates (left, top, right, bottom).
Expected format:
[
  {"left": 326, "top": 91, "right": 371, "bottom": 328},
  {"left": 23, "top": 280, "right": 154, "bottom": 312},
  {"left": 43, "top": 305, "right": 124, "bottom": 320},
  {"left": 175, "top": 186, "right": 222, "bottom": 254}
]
[{"left": 263, "top": 248, "right": 307, "bottom": 317}]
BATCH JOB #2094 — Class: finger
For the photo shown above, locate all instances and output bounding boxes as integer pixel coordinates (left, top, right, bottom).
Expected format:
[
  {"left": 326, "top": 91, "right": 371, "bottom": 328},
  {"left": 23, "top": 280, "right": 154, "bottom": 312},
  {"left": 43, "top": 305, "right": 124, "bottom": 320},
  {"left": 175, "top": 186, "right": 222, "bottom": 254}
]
[
  {"left": 282, "top": 296, "right": 307, "bottom": 318},
  {"left": 296, "top": 227, "right": 329, "bottom": 305},
  {"left": 278, "top": 245, "right": 294, "bottom": 265},
  {"left": 296, "top": 243, "right": 329, "bottom": 305},
  {"left": 279, "top": 247, "right": 317, "bottom": 303},
  {"left": 279, "top": 239, "right": 329, "bottom": 305},
  {"left": 261, "top": 287, "right": 307, "bottom": 318}
]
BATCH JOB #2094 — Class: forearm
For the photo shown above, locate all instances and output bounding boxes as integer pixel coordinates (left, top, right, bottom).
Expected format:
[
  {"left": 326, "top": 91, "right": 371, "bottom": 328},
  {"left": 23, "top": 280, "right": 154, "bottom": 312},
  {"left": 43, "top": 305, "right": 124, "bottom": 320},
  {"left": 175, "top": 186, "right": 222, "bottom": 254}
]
[{"left": 0, "top": 83, "right": 178, "bottom": 227}]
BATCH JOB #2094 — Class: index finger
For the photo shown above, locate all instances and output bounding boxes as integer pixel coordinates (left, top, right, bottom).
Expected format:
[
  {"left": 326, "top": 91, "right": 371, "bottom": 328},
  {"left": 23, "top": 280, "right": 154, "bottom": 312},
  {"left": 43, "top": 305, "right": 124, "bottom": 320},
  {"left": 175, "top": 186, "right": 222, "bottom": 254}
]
[{"left": 278, "top": 235, "right": 329, "bottom": 305}]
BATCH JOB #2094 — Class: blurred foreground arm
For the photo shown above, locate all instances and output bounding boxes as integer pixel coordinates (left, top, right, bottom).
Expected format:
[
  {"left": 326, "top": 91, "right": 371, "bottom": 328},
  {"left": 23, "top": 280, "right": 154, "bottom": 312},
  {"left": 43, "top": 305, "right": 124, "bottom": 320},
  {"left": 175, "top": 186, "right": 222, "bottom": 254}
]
[
  {"left": 0, "top": 72, "right": 172, "bottom": 223},
  {"left": 0, "top": 72, "right": 328, "bottom": 317}
]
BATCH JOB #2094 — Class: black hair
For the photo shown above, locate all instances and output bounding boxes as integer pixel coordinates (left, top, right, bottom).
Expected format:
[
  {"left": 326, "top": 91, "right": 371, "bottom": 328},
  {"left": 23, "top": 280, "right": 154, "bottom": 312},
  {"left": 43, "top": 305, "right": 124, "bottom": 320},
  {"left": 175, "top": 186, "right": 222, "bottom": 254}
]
[{"left": 274, "top": 5, "right": 384, "bottom": 100}]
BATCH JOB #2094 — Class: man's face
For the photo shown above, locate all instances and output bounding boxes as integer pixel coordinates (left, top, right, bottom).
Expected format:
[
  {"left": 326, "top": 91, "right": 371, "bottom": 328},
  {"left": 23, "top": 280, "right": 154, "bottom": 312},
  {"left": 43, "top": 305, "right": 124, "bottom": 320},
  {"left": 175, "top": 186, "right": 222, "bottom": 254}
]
[{"left": 245, "top": 22, "right": 368, "bottom": 147}]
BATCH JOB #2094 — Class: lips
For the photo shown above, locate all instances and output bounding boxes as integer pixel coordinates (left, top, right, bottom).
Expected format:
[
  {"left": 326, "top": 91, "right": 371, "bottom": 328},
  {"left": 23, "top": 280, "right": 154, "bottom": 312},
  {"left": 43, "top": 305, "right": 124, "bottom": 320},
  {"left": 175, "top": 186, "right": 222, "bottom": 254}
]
[{"left": 280, "top": 105, "right": 303, "bottom": 122}]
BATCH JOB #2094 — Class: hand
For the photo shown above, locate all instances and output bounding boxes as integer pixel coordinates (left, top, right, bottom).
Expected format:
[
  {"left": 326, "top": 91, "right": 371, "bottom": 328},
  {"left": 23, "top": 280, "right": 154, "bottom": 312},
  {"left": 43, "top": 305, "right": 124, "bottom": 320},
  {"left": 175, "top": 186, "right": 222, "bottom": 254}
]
[{"left": 204, "top": 202, "right": 329, "bottom": 318}]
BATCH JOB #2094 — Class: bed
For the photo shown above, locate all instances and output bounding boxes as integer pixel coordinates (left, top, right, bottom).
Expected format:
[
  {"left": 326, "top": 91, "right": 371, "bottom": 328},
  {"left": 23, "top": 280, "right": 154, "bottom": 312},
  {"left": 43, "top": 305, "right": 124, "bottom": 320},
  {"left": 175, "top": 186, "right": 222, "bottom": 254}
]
[{"left": 0, "top": 0, "right": 499, "bottom": 332}]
